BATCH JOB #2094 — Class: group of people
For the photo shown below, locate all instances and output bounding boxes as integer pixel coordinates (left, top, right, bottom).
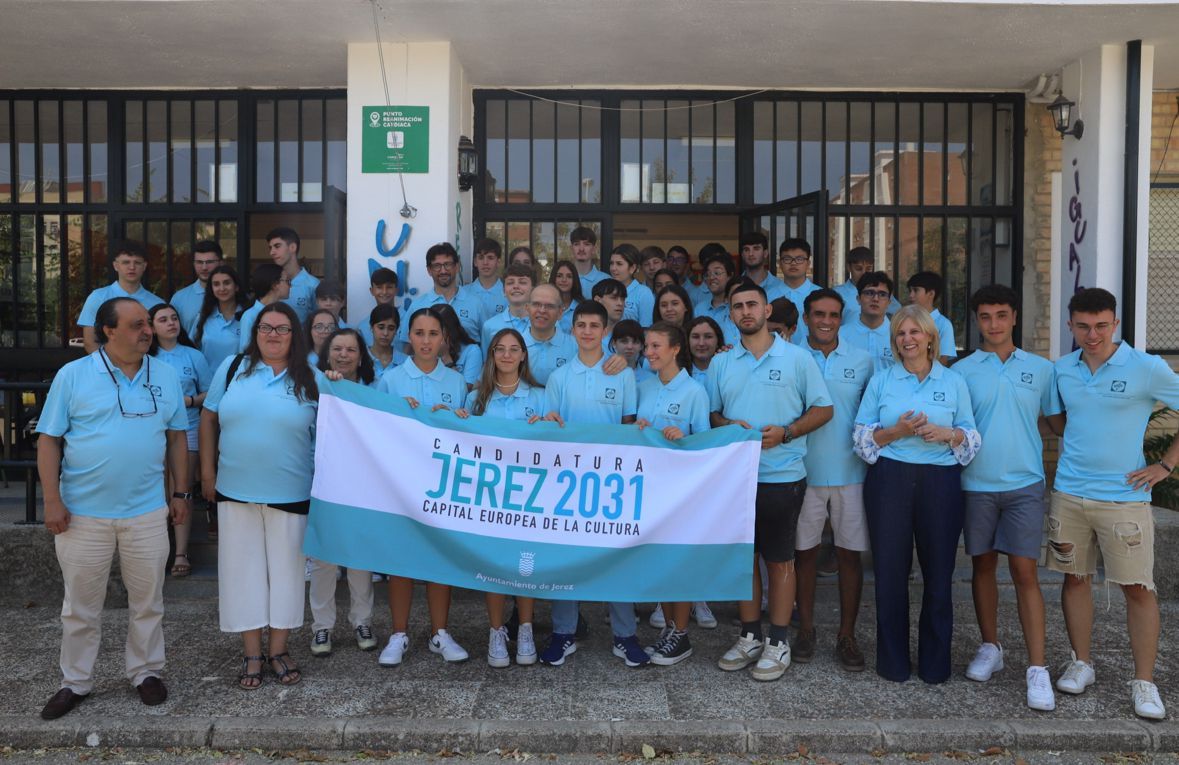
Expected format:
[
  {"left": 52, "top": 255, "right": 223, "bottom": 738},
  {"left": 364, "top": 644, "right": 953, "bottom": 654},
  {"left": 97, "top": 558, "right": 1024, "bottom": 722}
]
[{"left": 35, "top": 225, "right": 1177, "bottom": 726}]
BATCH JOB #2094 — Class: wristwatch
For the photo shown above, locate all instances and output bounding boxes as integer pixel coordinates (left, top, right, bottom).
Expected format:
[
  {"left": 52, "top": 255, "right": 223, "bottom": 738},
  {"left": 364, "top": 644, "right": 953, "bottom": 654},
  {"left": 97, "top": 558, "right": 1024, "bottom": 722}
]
[
  {"left": 172, "top": 491, "right": 193, "bottom": 500},
  {"left": 782, "top": 426, "right": 795, "bottom": 445}
]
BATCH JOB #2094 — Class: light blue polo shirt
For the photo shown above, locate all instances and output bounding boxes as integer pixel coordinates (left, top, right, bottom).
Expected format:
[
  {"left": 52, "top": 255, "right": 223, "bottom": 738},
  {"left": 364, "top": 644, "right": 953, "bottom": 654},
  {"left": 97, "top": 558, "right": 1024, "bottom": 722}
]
[
  {"left": 1052, "top": 342, "right": 1179, "bottom": 502},
  {"left": 854, "top": 362, "right": 976, "bottom": 467},
  {"left": 461, "top": 279, "right": 508, "bottom": 325},
  {"left": 194, "top": 310, "right": 242, "bottom": 371},
  {"left": 690, "top": 364, "right": 711, "bottom": 387},
  {"left": 153, "top": 344, "right": 212, "bottom": 433},
  {"left": 747, "top": 271, "right": 788, "bottom": 303},
  {"left": 578, "top": 267, "right": 609, "bottom": 297},
  {"left": 544, "top": 355, "right": 637, "bottom": 425},
  {"left": 237, "top": 301, "right": 265, "bottom": 352},
  {"left": 836, "top": 281, "right": 902, "bottom": 322},
  {"left": 400, "top": 288, "right": 484, "bottom": 343},
  {"left": 452, "top": 342, "right": 484, "bottom": 387},
  {"left": 358, "top": 302, "right": 411, "bottom": 348},
  {"left": 557, "top": 302, "right": 577, "bottom": 333},
  {"left": 525, "top": 328, "right": 578, "bottom": 385},
  {"left": 622, "top": 280, "right": 656, "bottom": 326},
  {"left": 637, "top": 368, "right": 711, "bottom": 435},
  {"left": 930, "top": 308, "right": 958, "bottom": 359},
  {"left": 377, "top": 357, "right": 468, "bottom": 410},
  {"left": 204, "top": 356, "right": 318, "bottom": 503},
  {"left": 369, "top": 348, "right": 407, "bottom": 379},
  {"left": 698, "top": 302, "right": 741, "bottom": 347},
  {"left": 957, "top": 348, "right": 1054, "bottom": 493},
  {"left": 37, "top": 351, "right": 187, "bottom": 518},
  {"left": 170, "top": 281, "right": 205, "bottom": 332},
  {"left": 466, "top": 381, "right": 546, "bottom": 421},
  {"left": 77, "top": 283, "right": 164, "bottom": 328},
  {"left": 803, "top": 340, "right": 874, "bottom": 486},
  {"left": 481, "top": 311, "right": 531, "bottom": 353},
  {"left": 781, "top": 279, "right": 821, "bottom": 347},
  {"left": 284, "top": 268, "right": 320, "bottom": 324},
  {"left": 688, "top": 280, "right": 712, "bottom": 308},
  {"left": 633, "top": 364, "right": 655, "bottom": 384},
  {"left": 838, "top": 316, "right": 895, "bottom": 375},
  {"left": 705, "top": 335, "right": 832, "bottom": 483}
]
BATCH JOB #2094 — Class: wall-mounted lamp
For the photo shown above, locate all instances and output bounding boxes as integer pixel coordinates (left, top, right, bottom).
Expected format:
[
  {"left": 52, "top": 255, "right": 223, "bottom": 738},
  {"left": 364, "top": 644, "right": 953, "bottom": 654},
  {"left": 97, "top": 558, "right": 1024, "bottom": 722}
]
[
  {"left": 1047, "top": 94, "right": 1084, "bottom": 140},
  {"left": 457, "top": 135, "right": 478, "bottom": 191}
]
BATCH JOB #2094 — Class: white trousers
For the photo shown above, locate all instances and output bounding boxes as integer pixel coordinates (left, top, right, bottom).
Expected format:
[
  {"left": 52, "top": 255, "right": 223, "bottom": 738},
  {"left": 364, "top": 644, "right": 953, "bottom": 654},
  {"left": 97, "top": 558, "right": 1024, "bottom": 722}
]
[
  {"left": 217, "top": 501, "right": 307, "bottom": 632},
  {"left": 308, "top": 559, "right": 374, "bottom": 632},
  {"left": 54, "top": 507, "right": 169, "bottom": 694}
]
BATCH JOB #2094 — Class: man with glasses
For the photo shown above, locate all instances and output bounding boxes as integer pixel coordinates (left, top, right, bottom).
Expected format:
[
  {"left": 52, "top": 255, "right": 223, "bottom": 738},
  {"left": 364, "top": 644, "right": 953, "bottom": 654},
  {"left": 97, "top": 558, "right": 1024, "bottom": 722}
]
[
  {"left": 267, "top": 227, "right": 319, "bottom": 325},
  {"left": 835, "top": 247, "right": 902, "bottom": 322},
  {"left": 480, "top": 264, "right": 535, "bottom": 352},
  {"left": 778, "top": 238, "right": 822, "bottom": 346},
  {"left": 171, "top": 241, "right": 223, "bottom": 332},
  {"left": 37, "top": 297, "right": 190, "bottom": 720},
  {"left": 838, "top": 271, "right": 897, "bottom": 375},
  {"left": 1044, "top": 287, "right": 1179, "bottom": 721},
  {"left": 79, "top": 241, "right": 164, "bottom": 354},
  {"left": 399, "top": 243, "right": 484, "bottom": 345},
  {"left": 523, "top": 283, "right": 577, "bottom": 385}
]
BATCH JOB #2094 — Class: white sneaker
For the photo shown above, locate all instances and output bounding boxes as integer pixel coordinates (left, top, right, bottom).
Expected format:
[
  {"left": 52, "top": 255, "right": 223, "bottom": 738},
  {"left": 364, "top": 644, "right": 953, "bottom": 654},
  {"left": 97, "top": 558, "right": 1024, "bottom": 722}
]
[
  {"left": 1026, "top": 666, "right": 1056, "bottom": 711},
  {"left": 1056, "top": 652, "right": 1095, "bottom": 695},
  {"left": 692, "top": 602, "right": 718, "bottom": 629},
  {"left": 310, "top": 628, "right": 332, "bottom": 657},
  {"left": 515, "top": 623, "right": 537, "bottom": 665},
  {"left": 487, "top": 626, "right": 510, "bottom": 668},
  {"left": 648, "top": 604, "right": 666, "bottom": 629},
  {"left": 429, "top": 628, "right": 469, "bottom": 662},
  {"left": 751, "top": 638, "right": 791, "bottom": 681},
  {"left": 1130, "top": 679, "right": 1166, "bottom": 720},
  {"left": 378, "top": 632, "right": 408, "bottom": 666},
  {"left": 718, "top": 632, "right": 764, "bottom": 671},
  {"left": 966, "top": 642, "right": 1004, "bottom": 682}
]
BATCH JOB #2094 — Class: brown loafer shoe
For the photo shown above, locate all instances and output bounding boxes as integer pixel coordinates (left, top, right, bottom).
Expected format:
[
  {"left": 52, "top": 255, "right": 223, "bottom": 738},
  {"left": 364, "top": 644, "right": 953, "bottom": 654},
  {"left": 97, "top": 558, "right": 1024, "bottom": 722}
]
[
  {"left": 791, "top": 627, "right": 816, "bottom": 663},
  {"left": 136, "top": 676, "right": 168, "bottom": 706},
  {"left": 835, "top": 634, "right": 866, "bottom": 672},
  {"left": 41, "top": 688, "right": 88, "bottom": 720}
]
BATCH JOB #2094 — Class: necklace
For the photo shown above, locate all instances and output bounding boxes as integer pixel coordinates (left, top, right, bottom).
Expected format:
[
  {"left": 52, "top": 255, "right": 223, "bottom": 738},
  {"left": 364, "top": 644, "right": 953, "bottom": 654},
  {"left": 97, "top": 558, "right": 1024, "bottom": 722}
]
[{"left": 494, "top": 375, "right": 520, "bottom": 391}]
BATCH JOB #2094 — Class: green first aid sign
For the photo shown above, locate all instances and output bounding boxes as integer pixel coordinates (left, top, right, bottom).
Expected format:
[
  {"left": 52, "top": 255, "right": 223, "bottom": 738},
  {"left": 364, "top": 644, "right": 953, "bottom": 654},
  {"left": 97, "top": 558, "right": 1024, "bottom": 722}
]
[{"left": 362, "top": 105, "right": 429, "bottom": 173}]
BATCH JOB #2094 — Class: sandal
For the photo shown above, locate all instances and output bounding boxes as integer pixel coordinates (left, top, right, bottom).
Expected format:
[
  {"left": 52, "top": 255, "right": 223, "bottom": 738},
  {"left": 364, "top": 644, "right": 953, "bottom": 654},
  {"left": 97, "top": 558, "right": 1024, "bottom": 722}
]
[
  {"left": 171, "top": 553, "right": 191, "bottom": 578},
  {"left": 238, "top": 655, "right": 265, "bottom": 690},
  {"left": 268, "top": 652, "right": 302, "bottom": 685}
]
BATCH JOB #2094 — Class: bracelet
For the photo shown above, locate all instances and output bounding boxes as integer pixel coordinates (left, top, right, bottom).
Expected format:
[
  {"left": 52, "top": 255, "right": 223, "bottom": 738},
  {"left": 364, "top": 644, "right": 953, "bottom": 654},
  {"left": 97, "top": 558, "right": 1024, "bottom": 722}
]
[{"left": 1161, "top": 460, "right": 1175, "bottom": 474}]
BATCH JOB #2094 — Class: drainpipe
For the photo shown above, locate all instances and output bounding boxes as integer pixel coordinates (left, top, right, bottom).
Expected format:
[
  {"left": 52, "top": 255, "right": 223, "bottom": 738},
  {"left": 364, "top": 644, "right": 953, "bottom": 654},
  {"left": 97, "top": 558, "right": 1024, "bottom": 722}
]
[{"left": 1122, "top": 39, "right": 1142, "bottom": 345}]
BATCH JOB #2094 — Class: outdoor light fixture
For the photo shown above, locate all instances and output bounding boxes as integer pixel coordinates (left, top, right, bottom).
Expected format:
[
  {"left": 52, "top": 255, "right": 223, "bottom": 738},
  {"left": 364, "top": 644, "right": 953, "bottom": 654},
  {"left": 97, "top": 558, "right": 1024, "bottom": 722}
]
[
  {"left": 457, "top": 135, "right": 478, "bottom": 191},
  {"left": 1047, "top": 94, "right": 1084, "bottom": 140}
]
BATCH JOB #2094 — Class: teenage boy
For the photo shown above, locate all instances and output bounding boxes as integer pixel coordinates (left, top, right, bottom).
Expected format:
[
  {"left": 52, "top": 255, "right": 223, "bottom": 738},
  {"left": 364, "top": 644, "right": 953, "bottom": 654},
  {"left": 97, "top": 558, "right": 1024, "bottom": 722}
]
[
  {"left": 315, "top": 279, "right": 349, "bottom": 327},
  {"left": 1044, "top": 287, "right": 1179, "bottom": 721},
  {"left": 640, "top": 245, "right": 666, "bottom": 283},
  {"left": 767, "top": 299, "right": 799, "bottom": 344},
  {"left": 237, "top": 264, "right": 290, "bottom": 352},
  {"left": 462, "top": 238, "right": 509, "bottom": 324},
  {"left": 738, "top": 232, "right": 787, "bottom": 303},
  {"left": 954, "top": 284, "right": 1056, "bottom": 711},
  {"left": 480, "top": 264, "right": 534, "bottom": 352},
  {"left": 539, "top": 300, "right": 646, "bottom": 667},
  {"left": 794, "top": 288, "right": 872, "bottom": 672},
  {"left": 838, "top": 271, "right": 896, "bottom": 375},
  {"left": 267, "top": 227, "right": 319, "bottom": 324},
  {"left": 905, "top": 271, "right": 957, "bottom": 365},
  {"left": 835, "top": 247, "right": 902, "bottom": 321},
  {"left": 171, "top": 241, "right": 223, "bottom": 332},
  {"left": 591, "top": 278, "right": 628, "bottom": 352},
  {"left": 689, "top": 243, "right": 726, "bottom": 307},
  {"left": 698, "top": 253, "right": 741, "bottom": 346},
  {"left": 708, "top": 281, "right": 833, "bottom": 681},
  {"left": 358, "top": 267, "right": 408, "bottom": 347},
  {"left": 79, "top": 241, "right": 164, "bottom": 354},
  {"left": 570, "top": 226, "right": 608, "bottom": 296},
  {"left": 400, "top": 243, "right": 483, "bottom": 344},
  {"left": 778, "top": 238, "right": 821, "bottom": 345}
]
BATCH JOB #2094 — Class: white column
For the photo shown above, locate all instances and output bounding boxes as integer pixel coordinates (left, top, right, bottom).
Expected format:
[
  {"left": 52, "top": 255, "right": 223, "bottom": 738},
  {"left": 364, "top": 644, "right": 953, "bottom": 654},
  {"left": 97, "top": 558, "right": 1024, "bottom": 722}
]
[
  {"left": 346, "top": 42, "right": 472, "bottom": 320},
  {"left": 1056, "top": 43, "right": 1154, "bottom": 351}
]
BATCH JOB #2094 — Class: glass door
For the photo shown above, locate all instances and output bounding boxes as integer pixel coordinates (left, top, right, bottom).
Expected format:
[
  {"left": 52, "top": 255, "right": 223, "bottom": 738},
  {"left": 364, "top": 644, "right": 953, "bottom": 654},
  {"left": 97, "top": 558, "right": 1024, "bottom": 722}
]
[
  {"left": 738, "top": 190, "right": 827, "bottom": 286},
  {"left": 117, "top": 216, "right": 242, "bottom": 299}
]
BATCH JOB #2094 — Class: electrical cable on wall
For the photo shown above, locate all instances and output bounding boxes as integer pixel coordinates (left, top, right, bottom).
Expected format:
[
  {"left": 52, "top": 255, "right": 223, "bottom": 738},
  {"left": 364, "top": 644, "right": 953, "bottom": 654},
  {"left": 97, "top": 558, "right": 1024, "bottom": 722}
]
[{"left": 370, "top": 0, "right": 416, "bottom": 219}]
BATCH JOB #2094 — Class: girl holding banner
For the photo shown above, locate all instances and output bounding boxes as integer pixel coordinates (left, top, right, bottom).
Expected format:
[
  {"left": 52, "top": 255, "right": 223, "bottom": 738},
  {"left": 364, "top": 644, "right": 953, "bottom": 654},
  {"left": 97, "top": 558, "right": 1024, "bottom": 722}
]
[
  {"left": 635, "top": 322, "right": 712, "bottom": 666},
  {"left": 375, "top": 307, "right": 471, "bottom": 666},
  {"left": 466, "top": 327, "right": 546, "bottom": 668}
]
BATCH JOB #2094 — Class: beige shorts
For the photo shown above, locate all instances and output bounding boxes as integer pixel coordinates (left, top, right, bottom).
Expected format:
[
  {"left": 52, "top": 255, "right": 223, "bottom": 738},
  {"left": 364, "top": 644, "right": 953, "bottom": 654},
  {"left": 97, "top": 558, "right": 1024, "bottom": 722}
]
[
  {"left": 1046, "top": 491, "right": 1155, "bottom": 591},
  {"left": 796, "top": 483, "right": 868, "bottom": 552}
]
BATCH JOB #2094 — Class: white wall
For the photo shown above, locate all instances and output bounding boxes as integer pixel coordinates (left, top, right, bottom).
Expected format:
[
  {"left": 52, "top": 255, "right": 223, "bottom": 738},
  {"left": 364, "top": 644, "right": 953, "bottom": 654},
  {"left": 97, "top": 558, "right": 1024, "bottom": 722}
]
[{"left": 346, "top": 42, "right": 472, "bottom": 321}]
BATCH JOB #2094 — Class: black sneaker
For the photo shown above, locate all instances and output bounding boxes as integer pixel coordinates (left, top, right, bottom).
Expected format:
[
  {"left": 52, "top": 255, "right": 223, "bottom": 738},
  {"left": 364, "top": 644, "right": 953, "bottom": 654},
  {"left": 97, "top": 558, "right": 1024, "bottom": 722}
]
[
  {"left": 574, "top": 610, "right": 589, "bottom": 640},
  {"left": 650, "top": 630, "right": 693, "bottom": 666},
  {"left": 791, "top": 627, "right": 816, "bottom": 663}
]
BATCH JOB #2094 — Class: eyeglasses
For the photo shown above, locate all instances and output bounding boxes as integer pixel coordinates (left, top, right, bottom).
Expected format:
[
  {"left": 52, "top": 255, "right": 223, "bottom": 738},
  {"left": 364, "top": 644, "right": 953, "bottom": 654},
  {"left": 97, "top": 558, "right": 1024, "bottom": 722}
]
[
  {"left": 99, "top": 349, "right": 158, "bottom": 418},
  {"left": 781, "top": 255, "right": 810, "bottom": 265},
  {"left": 492, "top": 345, "right": 524, "bottom": 356},
  {"left": 667, "top": 256, "right": 687, "bottom": 264},
  {"left": 311, "top": 323, "right": 336, "bottom": 333},
  {"left": 258, "top": 323, "right": 293, "bottom": 335},
  {"left": 861, "top": 289, "right": 890, "bottom": 300},
  {"left": 429, "top": 261, "right": 457, "bottom": 271},
  {"left": 531, "top": 302, "right": 560, "bottom": 312}
]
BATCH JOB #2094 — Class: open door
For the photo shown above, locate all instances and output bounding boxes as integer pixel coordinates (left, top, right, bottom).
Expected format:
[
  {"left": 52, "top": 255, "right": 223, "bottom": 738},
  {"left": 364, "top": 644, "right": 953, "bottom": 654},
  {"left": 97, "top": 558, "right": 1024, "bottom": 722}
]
[{"left": 738, "top": 191, "right": 827, "bottom": 285}]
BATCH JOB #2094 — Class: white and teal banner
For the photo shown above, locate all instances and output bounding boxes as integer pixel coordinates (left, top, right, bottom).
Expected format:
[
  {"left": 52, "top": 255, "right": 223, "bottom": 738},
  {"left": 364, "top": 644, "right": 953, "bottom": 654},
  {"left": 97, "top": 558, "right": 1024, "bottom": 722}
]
[{"left": 305, "top": 380, "right": 760, "bottom": 602}]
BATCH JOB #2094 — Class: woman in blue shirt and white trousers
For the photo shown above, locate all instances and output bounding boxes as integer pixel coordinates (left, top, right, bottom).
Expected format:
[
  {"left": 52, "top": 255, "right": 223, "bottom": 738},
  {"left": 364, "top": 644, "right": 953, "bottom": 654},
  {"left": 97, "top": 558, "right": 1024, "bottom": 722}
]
[{"left": 853, "top": 305, "right": 980, "bottom": 684}]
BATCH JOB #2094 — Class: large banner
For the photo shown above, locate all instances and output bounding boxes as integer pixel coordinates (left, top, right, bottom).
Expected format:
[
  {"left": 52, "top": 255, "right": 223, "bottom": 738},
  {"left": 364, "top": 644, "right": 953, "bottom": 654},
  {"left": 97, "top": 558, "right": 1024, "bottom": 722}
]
[{"left": 305, "top": 380, "right": 760, "bottom": 602}]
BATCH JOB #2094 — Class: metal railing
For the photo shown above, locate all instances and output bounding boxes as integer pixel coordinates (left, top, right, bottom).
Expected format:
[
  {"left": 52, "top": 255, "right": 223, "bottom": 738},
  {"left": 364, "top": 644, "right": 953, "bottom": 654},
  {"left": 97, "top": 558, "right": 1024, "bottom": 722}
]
[
  {"left": 1, "top": 380, "right": 52, "bottom": 524},
  {"left": 1147, "top": 184, "right": 1179, "bottom": 354}
]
